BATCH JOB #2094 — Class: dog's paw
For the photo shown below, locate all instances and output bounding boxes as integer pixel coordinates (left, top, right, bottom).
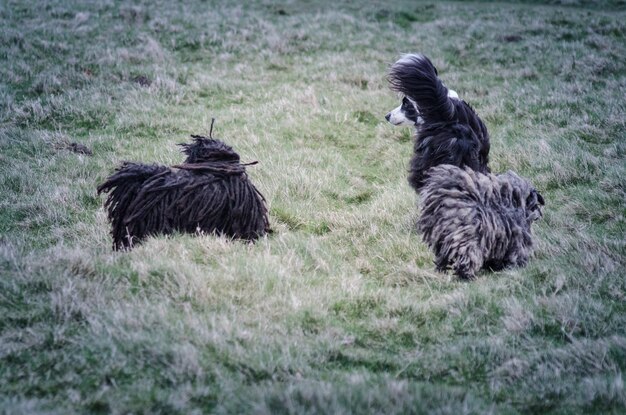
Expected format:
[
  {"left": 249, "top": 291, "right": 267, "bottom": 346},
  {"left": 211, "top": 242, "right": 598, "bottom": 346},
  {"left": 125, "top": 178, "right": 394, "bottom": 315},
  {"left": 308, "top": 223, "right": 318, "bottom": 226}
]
[
  {"left": 434, "top": 259, "right": 449, "bottom": 273},
  {"left": 454, "top": 267, "right": 477, "bottom": 281}
]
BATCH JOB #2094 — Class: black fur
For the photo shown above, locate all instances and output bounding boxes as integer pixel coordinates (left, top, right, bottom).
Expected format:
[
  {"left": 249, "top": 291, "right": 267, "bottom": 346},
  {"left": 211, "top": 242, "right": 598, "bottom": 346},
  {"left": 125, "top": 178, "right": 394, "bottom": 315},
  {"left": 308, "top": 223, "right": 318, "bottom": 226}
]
[
  {"left": 388, "top": 54, "right": 491, "bottom": 191},
  {"left": 97, "top": 136, "right": 270, "bottom": 250}
]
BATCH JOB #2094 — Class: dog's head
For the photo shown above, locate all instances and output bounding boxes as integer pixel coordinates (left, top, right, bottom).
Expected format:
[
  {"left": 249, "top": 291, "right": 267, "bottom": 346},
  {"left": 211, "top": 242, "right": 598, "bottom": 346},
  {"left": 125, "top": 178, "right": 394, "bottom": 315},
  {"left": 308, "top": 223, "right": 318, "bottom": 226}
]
[
  {"left": 179, "top": 136, "right": 240, "bottom": 164},
  {"left": 526, "top": 188, "right": 545, "bottom": 222},
  {"left": 385, "top": 97, "right": 420, "bottom": 126},
  {"left": 499, "top": 171, "right": 545, "bottom": 222},
  {"left": 385, "top": 89, "right": 459, "bottom": 127}
]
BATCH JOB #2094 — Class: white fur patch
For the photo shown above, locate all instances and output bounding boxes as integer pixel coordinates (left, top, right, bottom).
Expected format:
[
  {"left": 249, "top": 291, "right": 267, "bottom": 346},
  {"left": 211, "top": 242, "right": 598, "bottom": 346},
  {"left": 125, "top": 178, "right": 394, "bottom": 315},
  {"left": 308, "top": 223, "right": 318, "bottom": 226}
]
[
  {"left": 386, "top": 105, "right": 414, "bottom": 126},
  {"left": 396, "top": 53, "right": 425, "bottom": 66}
]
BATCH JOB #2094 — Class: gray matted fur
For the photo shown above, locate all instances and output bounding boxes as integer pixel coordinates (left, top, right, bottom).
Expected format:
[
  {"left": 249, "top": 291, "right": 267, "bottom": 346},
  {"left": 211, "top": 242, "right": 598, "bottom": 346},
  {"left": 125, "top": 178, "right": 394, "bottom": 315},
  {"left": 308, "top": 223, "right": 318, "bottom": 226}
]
[{"left": 418, "top": 165, "right": 545, "bottom": 279}]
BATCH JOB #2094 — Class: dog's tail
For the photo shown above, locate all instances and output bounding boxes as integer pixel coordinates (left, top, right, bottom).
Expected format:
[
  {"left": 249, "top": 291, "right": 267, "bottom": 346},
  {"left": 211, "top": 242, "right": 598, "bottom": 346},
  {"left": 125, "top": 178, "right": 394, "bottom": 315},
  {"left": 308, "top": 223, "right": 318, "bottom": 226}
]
[{"left": 388, "top": 54, "right": 455, "bottom": 123}]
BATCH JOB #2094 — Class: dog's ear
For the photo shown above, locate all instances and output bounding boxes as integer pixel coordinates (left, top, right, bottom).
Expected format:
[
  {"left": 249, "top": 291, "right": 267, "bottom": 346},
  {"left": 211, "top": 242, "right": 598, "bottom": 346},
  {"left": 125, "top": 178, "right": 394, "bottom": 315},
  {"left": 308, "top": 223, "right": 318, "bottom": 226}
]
[
  {"left": 537, "top": 191, "right": 545, "bottom": 206},
  {"left": 528, "top": 189, "right": 545, "bottom": 207},
  {"left": 525, "top": 189, "right": 545, "bottom": 221},
  {"left": 402, "top": 96, "right": 417, "bottom": 111}
]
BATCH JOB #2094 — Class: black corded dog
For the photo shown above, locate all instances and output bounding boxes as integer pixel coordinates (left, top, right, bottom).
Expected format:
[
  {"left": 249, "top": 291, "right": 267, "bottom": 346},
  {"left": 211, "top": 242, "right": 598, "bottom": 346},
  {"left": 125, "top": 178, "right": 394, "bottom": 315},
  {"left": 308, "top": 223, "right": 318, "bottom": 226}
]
[{"left": 97, "top": 122, "right": 270, "bottom": 250}]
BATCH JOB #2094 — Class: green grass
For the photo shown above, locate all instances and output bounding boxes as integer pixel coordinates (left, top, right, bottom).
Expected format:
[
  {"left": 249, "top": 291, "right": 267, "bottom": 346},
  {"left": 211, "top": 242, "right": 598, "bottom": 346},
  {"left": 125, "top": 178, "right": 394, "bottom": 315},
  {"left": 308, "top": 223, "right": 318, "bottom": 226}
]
[{"left": 1, "top": 0, "right": 625, "bottom": 413}]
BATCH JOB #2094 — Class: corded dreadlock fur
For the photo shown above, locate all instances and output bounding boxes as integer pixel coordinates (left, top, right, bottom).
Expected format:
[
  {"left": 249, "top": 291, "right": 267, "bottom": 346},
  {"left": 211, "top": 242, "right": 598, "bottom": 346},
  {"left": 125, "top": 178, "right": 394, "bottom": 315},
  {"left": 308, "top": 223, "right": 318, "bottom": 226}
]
[
  {"left": 418, "top": 165, "right": 545, "bottom": 280},
  {"left": 97, "top": 130, "right": 270, "bottom": 250}
]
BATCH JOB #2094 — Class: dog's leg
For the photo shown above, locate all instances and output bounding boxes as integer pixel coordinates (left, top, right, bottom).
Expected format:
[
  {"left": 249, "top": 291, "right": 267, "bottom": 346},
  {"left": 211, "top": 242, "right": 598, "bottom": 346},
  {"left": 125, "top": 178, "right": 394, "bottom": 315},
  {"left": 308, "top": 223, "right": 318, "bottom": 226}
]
[
  {"left": 435, "top": 255, "right": 449, "bottom": 273},
  {"left": 483, "top": 259, "right": 505, "bottom": 272},
  {"left": 454, "top": 266, "right": 476, "bottom": 280},
  {"left": 452, "top": 245, "right": 483, "bottom": 280}
]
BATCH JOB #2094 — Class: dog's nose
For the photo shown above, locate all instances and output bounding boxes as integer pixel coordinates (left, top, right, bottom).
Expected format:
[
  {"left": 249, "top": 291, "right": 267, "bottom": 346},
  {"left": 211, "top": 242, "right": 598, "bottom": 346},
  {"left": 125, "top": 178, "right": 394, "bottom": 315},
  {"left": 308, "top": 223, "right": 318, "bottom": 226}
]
[{"left": 385, "top": 113, "right": 391, "bottom": 122}]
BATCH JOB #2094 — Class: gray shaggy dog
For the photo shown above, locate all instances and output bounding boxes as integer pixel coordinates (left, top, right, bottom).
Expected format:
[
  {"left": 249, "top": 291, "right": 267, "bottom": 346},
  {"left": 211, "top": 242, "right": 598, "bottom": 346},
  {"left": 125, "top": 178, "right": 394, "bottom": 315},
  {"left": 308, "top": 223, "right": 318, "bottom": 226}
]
[
  {"left": 97, "top": 130, "right": 270, "bottom": 250},
  {"left": 418, "top": 165, "right": 545, "bottom": 279}
]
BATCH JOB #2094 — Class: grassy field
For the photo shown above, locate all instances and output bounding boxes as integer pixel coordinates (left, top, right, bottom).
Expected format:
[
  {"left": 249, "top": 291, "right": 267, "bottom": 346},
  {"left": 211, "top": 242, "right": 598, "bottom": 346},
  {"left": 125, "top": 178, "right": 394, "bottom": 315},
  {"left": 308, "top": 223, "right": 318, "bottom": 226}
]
[{"left": 1, "top": 0, "right": 625, "bottom": 413}]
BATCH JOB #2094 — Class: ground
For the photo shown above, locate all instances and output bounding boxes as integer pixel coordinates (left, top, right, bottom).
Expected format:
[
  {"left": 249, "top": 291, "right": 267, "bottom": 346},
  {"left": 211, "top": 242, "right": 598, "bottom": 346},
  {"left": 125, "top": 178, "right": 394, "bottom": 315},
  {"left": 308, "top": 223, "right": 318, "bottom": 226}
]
[{"left": 1, "top": 0, "right": 625, "bottom": 413}]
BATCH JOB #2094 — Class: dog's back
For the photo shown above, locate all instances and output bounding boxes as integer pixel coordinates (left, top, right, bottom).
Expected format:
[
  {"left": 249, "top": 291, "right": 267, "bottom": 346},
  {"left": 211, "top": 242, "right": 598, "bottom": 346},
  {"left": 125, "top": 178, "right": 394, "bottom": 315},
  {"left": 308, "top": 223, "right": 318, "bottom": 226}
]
[
  {"left": 408, "top": 121, "right": 487, "bottom": 190},
  {"left": 451, "top": 100, "right": 490, "bottom": 169}
]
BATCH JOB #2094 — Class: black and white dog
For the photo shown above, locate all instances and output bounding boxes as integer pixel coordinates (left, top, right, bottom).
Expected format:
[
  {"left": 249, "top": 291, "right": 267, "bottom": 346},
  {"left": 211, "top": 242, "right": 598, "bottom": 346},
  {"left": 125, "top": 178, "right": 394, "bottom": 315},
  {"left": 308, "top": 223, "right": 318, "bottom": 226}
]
[{"left": 386, "top": 54, "right": 491, "bottom": 191}]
